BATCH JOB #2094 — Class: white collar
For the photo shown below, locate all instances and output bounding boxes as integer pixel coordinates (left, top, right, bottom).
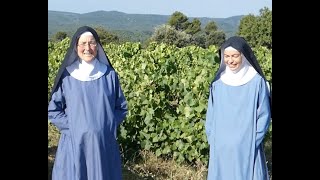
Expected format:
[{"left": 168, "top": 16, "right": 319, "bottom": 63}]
[{"left": 66, "top": 58, "right": 107, "bottom": 81}]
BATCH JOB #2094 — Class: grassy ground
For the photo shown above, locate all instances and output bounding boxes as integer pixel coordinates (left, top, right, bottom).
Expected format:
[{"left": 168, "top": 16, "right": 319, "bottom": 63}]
[
  {"left": 49, "top": 147, "right": 207, "bottom": 180},
  {"left": 48, "top": 122, "right": 271, "bottom": 180}
]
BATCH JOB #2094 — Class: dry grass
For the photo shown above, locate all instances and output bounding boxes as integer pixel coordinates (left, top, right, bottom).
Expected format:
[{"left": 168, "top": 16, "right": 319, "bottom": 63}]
[
  {"left": 49, "top": 147, "right": 207, "bottom": 180},
  {"left": 48, "top": 122, "right": 207, "bottom": 180},
  {"left": 123, "top": 150, "right": 207, "bottom": 180}
]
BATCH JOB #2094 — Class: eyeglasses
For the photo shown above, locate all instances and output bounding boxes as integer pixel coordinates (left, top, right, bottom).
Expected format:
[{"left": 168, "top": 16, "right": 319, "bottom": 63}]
[{"left": 77, "top": 41, "right": 97, "bottom": 48}]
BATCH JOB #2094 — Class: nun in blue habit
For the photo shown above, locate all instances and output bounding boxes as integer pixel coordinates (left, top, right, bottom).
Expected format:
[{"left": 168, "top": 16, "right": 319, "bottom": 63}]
[
  {"left": 48, "top": 26, "right": 128, "bottom": 180},
  {"left": 205, "top": 36, "right": 271, "bottom": 180}
]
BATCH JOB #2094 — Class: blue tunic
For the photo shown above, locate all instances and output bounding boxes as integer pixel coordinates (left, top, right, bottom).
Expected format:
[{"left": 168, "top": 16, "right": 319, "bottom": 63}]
[
  {"left": 205, "top": 74, "right": 270, "bottom": 180},
  {"left": 48, "top": 68, "right": 128, "bottom": 180}
]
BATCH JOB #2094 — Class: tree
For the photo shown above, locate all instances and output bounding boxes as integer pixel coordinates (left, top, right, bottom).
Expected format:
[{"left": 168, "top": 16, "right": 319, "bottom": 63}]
[
  {"left": 149, "top": 24, "right": 192, "bottom": 48},
  {"left": 237, "top": 7, "right": 272, "bottom": 49},
  {"left": 185, "top": 18, "right": 201, "bottom": 35},
  {"left": 153, "top": 11, "right": 226, "bottom": 49},
  {"left": 256, "top": 7, "right": 272, "bottom": 49},
  {"left": 168, "top": 11, "right": 190, "bottom": 31},
  {"left": 237, "top": 14, "right": 257, "bottom": 47},
  {"left": 202, "top": 21, "right": 226, "bottom": 48},
  {"left": 191, "top": 32, "right": 206, "bottom": 48},
  {"left": 94, "top": 26, "right": 119, "bottom": 45},
  {"left": 204, "top": 21, "right": 218, "bottom": 35},
  {"left": 205, "top": 31, "right": 226, "bottom": 48},
  {"left": 53, "top": 31, "right": 68, "bottom": 42}
]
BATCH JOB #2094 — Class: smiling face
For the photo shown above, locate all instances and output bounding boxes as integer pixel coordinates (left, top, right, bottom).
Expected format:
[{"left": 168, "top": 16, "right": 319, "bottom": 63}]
[
  {"left": 223, "top": 48, "right": 242, "bottom": 72},
  {"left": 77, "top": 33, "right": 98, "bottom": 62}
]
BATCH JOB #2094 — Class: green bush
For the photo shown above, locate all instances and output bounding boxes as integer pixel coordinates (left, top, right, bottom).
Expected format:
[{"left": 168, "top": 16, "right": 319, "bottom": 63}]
[{"left": 48, "top": 40, "right": 272, "bottom": 167}]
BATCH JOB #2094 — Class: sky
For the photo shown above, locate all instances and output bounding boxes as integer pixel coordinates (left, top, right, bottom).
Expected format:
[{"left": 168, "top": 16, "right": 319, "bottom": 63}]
[{"left": 48, "top": 0, "right": 272, "bottom": 18}]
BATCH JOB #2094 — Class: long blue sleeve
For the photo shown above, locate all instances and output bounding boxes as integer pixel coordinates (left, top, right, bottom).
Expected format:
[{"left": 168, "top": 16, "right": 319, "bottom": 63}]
[
  {"left": 205, "top": 86, "right": 214, "bottom": 145},
  {"left": 114, "top": 74, "right": 128, "bottom": 126},
  {"left": 48, "top": 84, "right": 69, "bottom": 133},
  {"left": 255, "top": 80, "right": 271, "bottom": 147}
]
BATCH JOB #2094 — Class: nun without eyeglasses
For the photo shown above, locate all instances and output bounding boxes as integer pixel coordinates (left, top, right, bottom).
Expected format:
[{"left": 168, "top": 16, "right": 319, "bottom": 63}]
[
  {"left": 205, "top": 36, "right": 271, "bottom": 180},
  {"left": 48, "top": 26, "right": 128, "bottom": 180}
]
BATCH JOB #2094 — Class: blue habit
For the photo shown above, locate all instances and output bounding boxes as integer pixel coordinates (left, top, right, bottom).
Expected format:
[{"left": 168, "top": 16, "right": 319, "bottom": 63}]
[
  {"left": 48, "top": 68, "right": 128, "bottom": 180},
  {"left": 205, "top": 74, "right": 271, "bottom": 180}
]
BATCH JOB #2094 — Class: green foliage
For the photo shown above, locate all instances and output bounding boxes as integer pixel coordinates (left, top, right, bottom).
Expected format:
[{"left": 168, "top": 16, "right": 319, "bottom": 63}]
[
  {"left": 52, "top": 31, "right": 68, "bottom": 42},
  {"left": 256, "top": 8, "right": 272, "bottom": 49},
  {"left": 205, "top": 31, "right": 226, "bottom": 48},
  {"left": 204, "top": 21, "right": 218, "bottom": 35},
  {"left": 237, "top": 7, "right": 272, "bottom": 49},
  {"left": 185, "top": 18, "right": 201, "bottom": 35},
  {"left": 109, "top": 43, "right": 219, "bottom": 164},
  {"left": 168, "top": 11, "right": 190, "bottom": 31},
  {"left": 48, "top": 38, "right": 70, "bottom": 101},
  {"left": 237, "top": 14, "right": 257, "bottom": 46},
  {"left": 48, "top": 41, "right": 272, "bottom": 166},
  {"left": 191, "top": 32, "right": 206, "bottom": 48},
  {"left": 253, "top": 46, "right": 272, "bottom": 85},
  {"left": 149, "top": 25, "right": 192, "bottom": 48},
  {"left": 94, "top": 26, "right": 120, "bottom": 45},
  {"left": 152, "top": 13, "right": 226, "bottom": 49}
]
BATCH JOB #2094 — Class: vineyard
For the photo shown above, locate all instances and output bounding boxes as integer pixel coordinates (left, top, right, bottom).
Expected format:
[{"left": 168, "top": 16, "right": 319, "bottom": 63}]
[{"left": 48, "top": 38, "right": 272, "bottom": 179}]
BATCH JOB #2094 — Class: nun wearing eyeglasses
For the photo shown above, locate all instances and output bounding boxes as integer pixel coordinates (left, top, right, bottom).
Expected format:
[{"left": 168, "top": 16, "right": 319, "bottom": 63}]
[
  {"left": 48, "top": 26, "right": 128, "bottom": 180},
  {"left": 205, "top": 36, "right": 271, "bottom": 180}
]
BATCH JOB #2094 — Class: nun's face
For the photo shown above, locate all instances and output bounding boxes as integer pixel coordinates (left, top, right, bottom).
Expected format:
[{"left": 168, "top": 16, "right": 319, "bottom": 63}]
[
  {"left": 77, "top": 35, "right": 98, "bottom": 62},
  {"left": 223, "top": 49, "right": 242, "bottom": 72}
]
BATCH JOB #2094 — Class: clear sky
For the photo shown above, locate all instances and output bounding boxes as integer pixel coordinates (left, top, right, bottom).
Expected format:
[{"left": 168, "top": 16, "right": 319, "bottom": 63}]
[{"left": 48, "top": 0, "right": 272, "bottom": 18}]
